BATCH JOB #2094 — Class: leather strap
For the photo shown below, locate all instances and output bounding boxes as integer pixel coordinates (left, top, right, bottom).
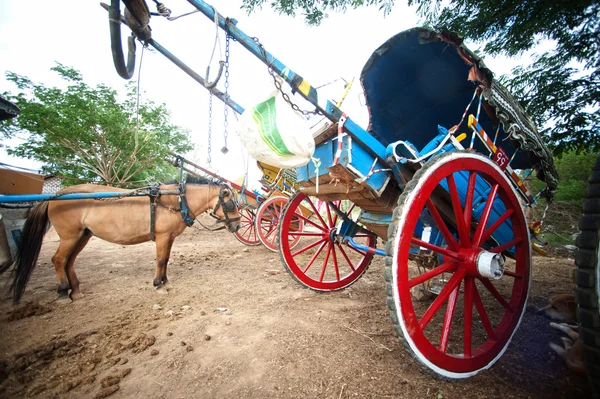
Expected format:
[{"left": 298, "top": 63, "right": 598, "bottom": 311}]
[{"left": 149, "top": 196, "right": 157, "bottom": 241}]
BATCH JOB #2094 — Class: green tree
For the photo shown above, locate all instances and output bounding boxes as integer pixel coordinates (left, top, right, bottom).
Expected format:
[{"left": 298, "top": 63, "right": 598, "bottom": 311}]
[
  {"left": 242, "top": 0, "right": 599, "bottom": 154},
  {"left": 532, "top": 151, "right": 598, "bottom": 202},
  {"left": 1, "top": 63, "right": 192, "bottom": 186}
]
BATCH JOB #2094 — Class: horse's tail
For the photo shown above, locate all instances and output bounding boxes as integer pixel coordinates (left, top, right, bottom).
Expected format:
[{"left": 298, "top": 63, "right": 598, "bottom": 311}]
[{"left": 9, "top": 201, "right": 50, "bottom": 303}]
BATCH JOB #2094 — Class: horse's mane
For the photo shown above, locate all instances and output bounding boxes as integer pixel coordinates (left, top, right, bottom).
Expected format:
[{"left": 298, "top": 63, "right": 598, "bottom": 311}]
[{"left": 163, "top": 174, "right": 221, "bottom": 186}]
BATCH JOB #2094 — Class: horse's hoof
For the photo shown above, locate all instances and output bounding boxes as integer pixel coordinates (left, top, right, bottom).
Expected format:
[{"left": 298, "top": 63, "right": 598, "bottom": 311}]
[
  {"left": 56, "top": 296, "right": 72, "bottom": 305},
  {"left": 156, "top": 286, "right": 168, "bottom": 295},
  {"left": 70, "top": 292, "right": 85, "bottom": 301}
]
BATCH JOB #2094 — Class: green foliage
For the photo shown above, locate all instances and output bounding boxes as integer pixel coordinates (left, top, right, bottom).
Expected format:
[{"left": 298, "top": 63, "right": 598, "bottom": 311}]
[
  {"left": 241, "top": 0, "right": 395, "bottom": 25},
  {"left": 1, "top": 63, "right": 192, "bottom": 186},
  {"left": 551, "top": 151, "right": 598, "bottom": 202}
]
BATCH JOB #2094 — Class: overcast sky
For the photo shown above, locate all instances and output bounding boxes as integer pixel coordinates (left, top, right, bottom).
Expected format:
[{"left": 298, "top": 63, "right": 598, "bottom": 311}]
[{"left": 0, "top": 0, "right": 522, "bottom": 186}]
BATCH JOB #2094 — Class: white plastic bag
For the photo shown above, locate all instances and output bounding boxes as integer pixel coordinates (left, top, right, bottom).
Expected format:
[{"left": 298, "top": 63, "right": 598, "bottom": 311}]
[{"left": 235, "top": 81, "right": 315, "bottom": 168}]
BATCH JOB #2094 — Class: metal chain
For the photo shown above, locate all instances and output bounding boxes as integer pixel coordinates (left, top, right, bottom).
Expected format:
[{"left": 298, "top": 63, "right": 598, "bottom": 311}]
[
  {"left": 207, "top": 93, "right": 213, "bottom": 165},
  {"left": 222, "top": 34, "right": 230, "bottom": 153},
  {"left": 252, "top": 37, "right": 320, "bottom": 117}
]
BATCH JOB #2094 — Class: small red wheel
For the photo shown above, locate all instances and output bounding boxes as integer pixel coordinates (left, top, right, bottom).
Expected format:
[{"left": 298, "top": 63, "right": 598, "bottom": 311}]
[
  {"left": 256, "top": 196, "right": 301, "bottom": 252},
  {"left": 386, "top": 152, "right": 531, "bottom": 378},
  {"left": 233, "top": 207, "right": 261, "bottom": 246},
  {"left": 278, "top": 192, "right": 375, "bottom": 291}
]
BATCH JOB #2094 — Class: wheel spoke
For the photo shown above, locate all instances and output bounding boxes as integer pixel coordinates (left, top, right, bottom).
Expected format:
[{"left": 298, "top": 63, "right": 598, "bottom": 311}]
[
  {"left": 330, "top": 242, "right": 341, "bottom": 281},
  {"left": 419, "top": 269, "right": 467, "bottom": 330},
  {"left": 332, "top": 201, "right": 341, "bottom": 225},
  {"left": 480, "top": 278, "right": 514, "bottom": 313},
  {"left": 503, "top": 270, "right": 522, "bottom": 279},
  {"left": 292, "top": 237, "right": 326, "bottom": 257},
  {"left": 346, "top": 202, "right": 356, "bottom": 215},
  {"left": 478, "top": 209, "right": 514, "bottom": 245},
  {"left": 240, "top": 223, "right": 253, "bottom": 237},
  {"left": 472, "top": 282, "right": 497, "bottom": 341},
  {"left": 447, "top": 174, "right": 470, "bottom": 246},
  {"left": 303, "top": 240, "right": 328, "bottom": 273},
  {"left": 264, "top": 227, "right": 276, "bottom": 239},
  {"left": 265, "top": 207, "right": 275, "bottom": 219},
  {"left": 464, "top": 277, "right": 474, "bottom": 357},
  {"left": 411, "top": 238, "right": 464, "bottom": 261},
  {"left": 425, "top": 199, "right": 458, "bottom": 251},
  {"left": 326, "top": 201, "right": 334, "bottom": 226},
  {"left": 409, "top": 262, "right": 457, "bottom": 288},
  {"left": 307, "top": 197, "right": 329, "bottom": 228},
  {"left": 290, "top": 213, "right": 303, "bottom": 232},
  {"left": 319, "top": 242, "right": 333, "bottom": 282},
  {"left": 490, "top": 237, "right": 523, "bottom": 254},
  {"left": 439, "top": 283, "right": 460, "bottom": 353},
  {"left": 336, "top": 243, "right": 357, "bottom": 272},
  {"left": 288, "top": 231, "right": 325, "bottom": 237},
  {"left": 297, "top": 213, "right": 328, "bottom": 232},
  {"left": 472, "top": 184, "right": 499, "bottom": 246},
  {"left": 464, "top": 171, "right": 476, "bottom": 232}
]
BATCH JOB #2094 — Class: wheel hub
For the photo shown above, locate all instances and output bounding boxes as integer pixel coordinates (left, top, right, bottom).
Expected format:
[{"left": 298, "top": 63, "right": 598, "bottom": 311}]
[
  {"left": 476, "top": 251, "right": 505, "bottom": 280},
  {"left": 329, "top": 227, "right": 340, "bottom": 243},
  {"left": 455, "top": 248, "right": 505, "bottom": 280}
]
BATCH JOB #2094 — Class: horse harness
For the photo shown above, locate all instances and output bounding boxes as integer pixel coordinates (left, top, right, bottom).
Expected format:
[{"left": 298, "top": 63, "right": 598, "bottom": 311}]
[{"left": 148, "top": 182, "right": 239, "bottom": 241}]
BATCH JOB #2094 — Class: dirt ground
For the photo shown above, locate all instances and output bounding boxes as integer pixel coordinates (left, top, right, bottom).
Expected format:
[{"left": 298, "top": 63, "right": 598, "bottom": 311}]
[{"left": 0, "top": 221, "right": 591, "bottom": 399}]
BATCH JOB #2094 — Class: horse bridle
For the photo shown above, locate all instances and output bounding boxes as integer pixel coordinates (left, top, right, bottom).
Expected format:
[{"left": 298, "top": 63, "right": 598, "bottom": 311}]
[{"left": 209, "top": 184, "right": 241, "bottom": 224}]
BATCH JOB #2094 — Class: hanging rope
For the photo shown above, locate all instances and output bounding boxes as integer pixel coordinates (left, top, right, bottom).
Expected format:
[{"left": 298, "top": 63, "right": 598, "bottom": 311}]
[
  {"left": 205, "top": 6, "right": 223, "bottom": 89},
  {"left": 450, "top": 88, "right": 478, "bottom": 134},
  {"left": 207, "top": 93, "right": 213, "bottom": 165},
  {"left": 134, "top": 45, "right": 146, "bottom": 156}
]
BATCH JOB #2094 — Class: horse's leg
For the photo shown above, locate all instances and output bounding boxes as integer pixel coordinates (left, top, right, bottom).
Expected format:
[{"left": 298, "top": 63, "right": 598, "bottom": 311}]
[
  {"left": 153, "top": 235, "right": 175, "bottom": 293},
  {"left": 161, "top": 237, "right": 175, "bottom": 290},
  {"left": 52, "top": 237, "right": 82, "bottom": 303},
  {"left": 65, "top": 234, "right": 92, "bottom": 301}
]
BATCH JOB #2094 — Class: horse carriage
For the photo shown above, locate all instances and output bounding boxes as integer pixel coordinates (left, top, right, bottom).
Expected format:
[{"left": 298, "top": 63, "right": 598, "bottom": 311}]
[
  {"left": 102, "top": 0, "right": 561, "bottom": 379},
  {"left": 0, "top": 0, "right": 565, "bottom": 381}
]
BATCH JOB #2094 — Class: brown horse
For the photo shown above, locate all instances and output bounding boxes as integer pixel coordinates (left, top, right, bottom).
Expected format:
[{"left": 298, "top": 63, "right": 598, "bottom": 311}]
[{"left": 8, "top": 177, "right": 240, "bottom": 303}]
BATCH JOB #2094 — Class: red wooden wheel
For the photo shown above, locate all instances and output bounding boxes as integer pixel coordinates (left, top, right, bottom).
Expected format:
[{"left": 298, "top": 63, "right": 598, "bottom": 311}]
[
  {"left": 256, "top": 196, "right": 302, "bottom": 252},
  {"left": 386, "top": 152, "right": 531, "bottom": 378},
  {"left": 278, "top": 192, "right": 375, "bottom": 291},
  {"left": 233, "top": 207, "right": 261, "bottom": 246}
]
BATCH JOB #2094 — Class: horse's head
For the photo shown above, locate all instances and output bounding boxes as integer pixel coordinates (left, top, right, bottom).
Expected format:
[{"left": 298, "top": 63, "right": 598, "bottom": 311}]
[{"left": 209, "top": 183, "right": 241, "bottom": 233}]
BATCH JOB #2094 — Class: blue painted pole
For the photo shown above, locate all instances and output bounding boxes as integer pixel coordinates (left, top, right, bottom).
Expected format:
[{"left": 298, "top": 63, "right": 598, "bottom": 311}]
[
  {"left": 0, "top": 192, "right": 149, "bottom": 203},
  {"left": 344, "top": 237, "right": 386, "bottom": 257}
]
